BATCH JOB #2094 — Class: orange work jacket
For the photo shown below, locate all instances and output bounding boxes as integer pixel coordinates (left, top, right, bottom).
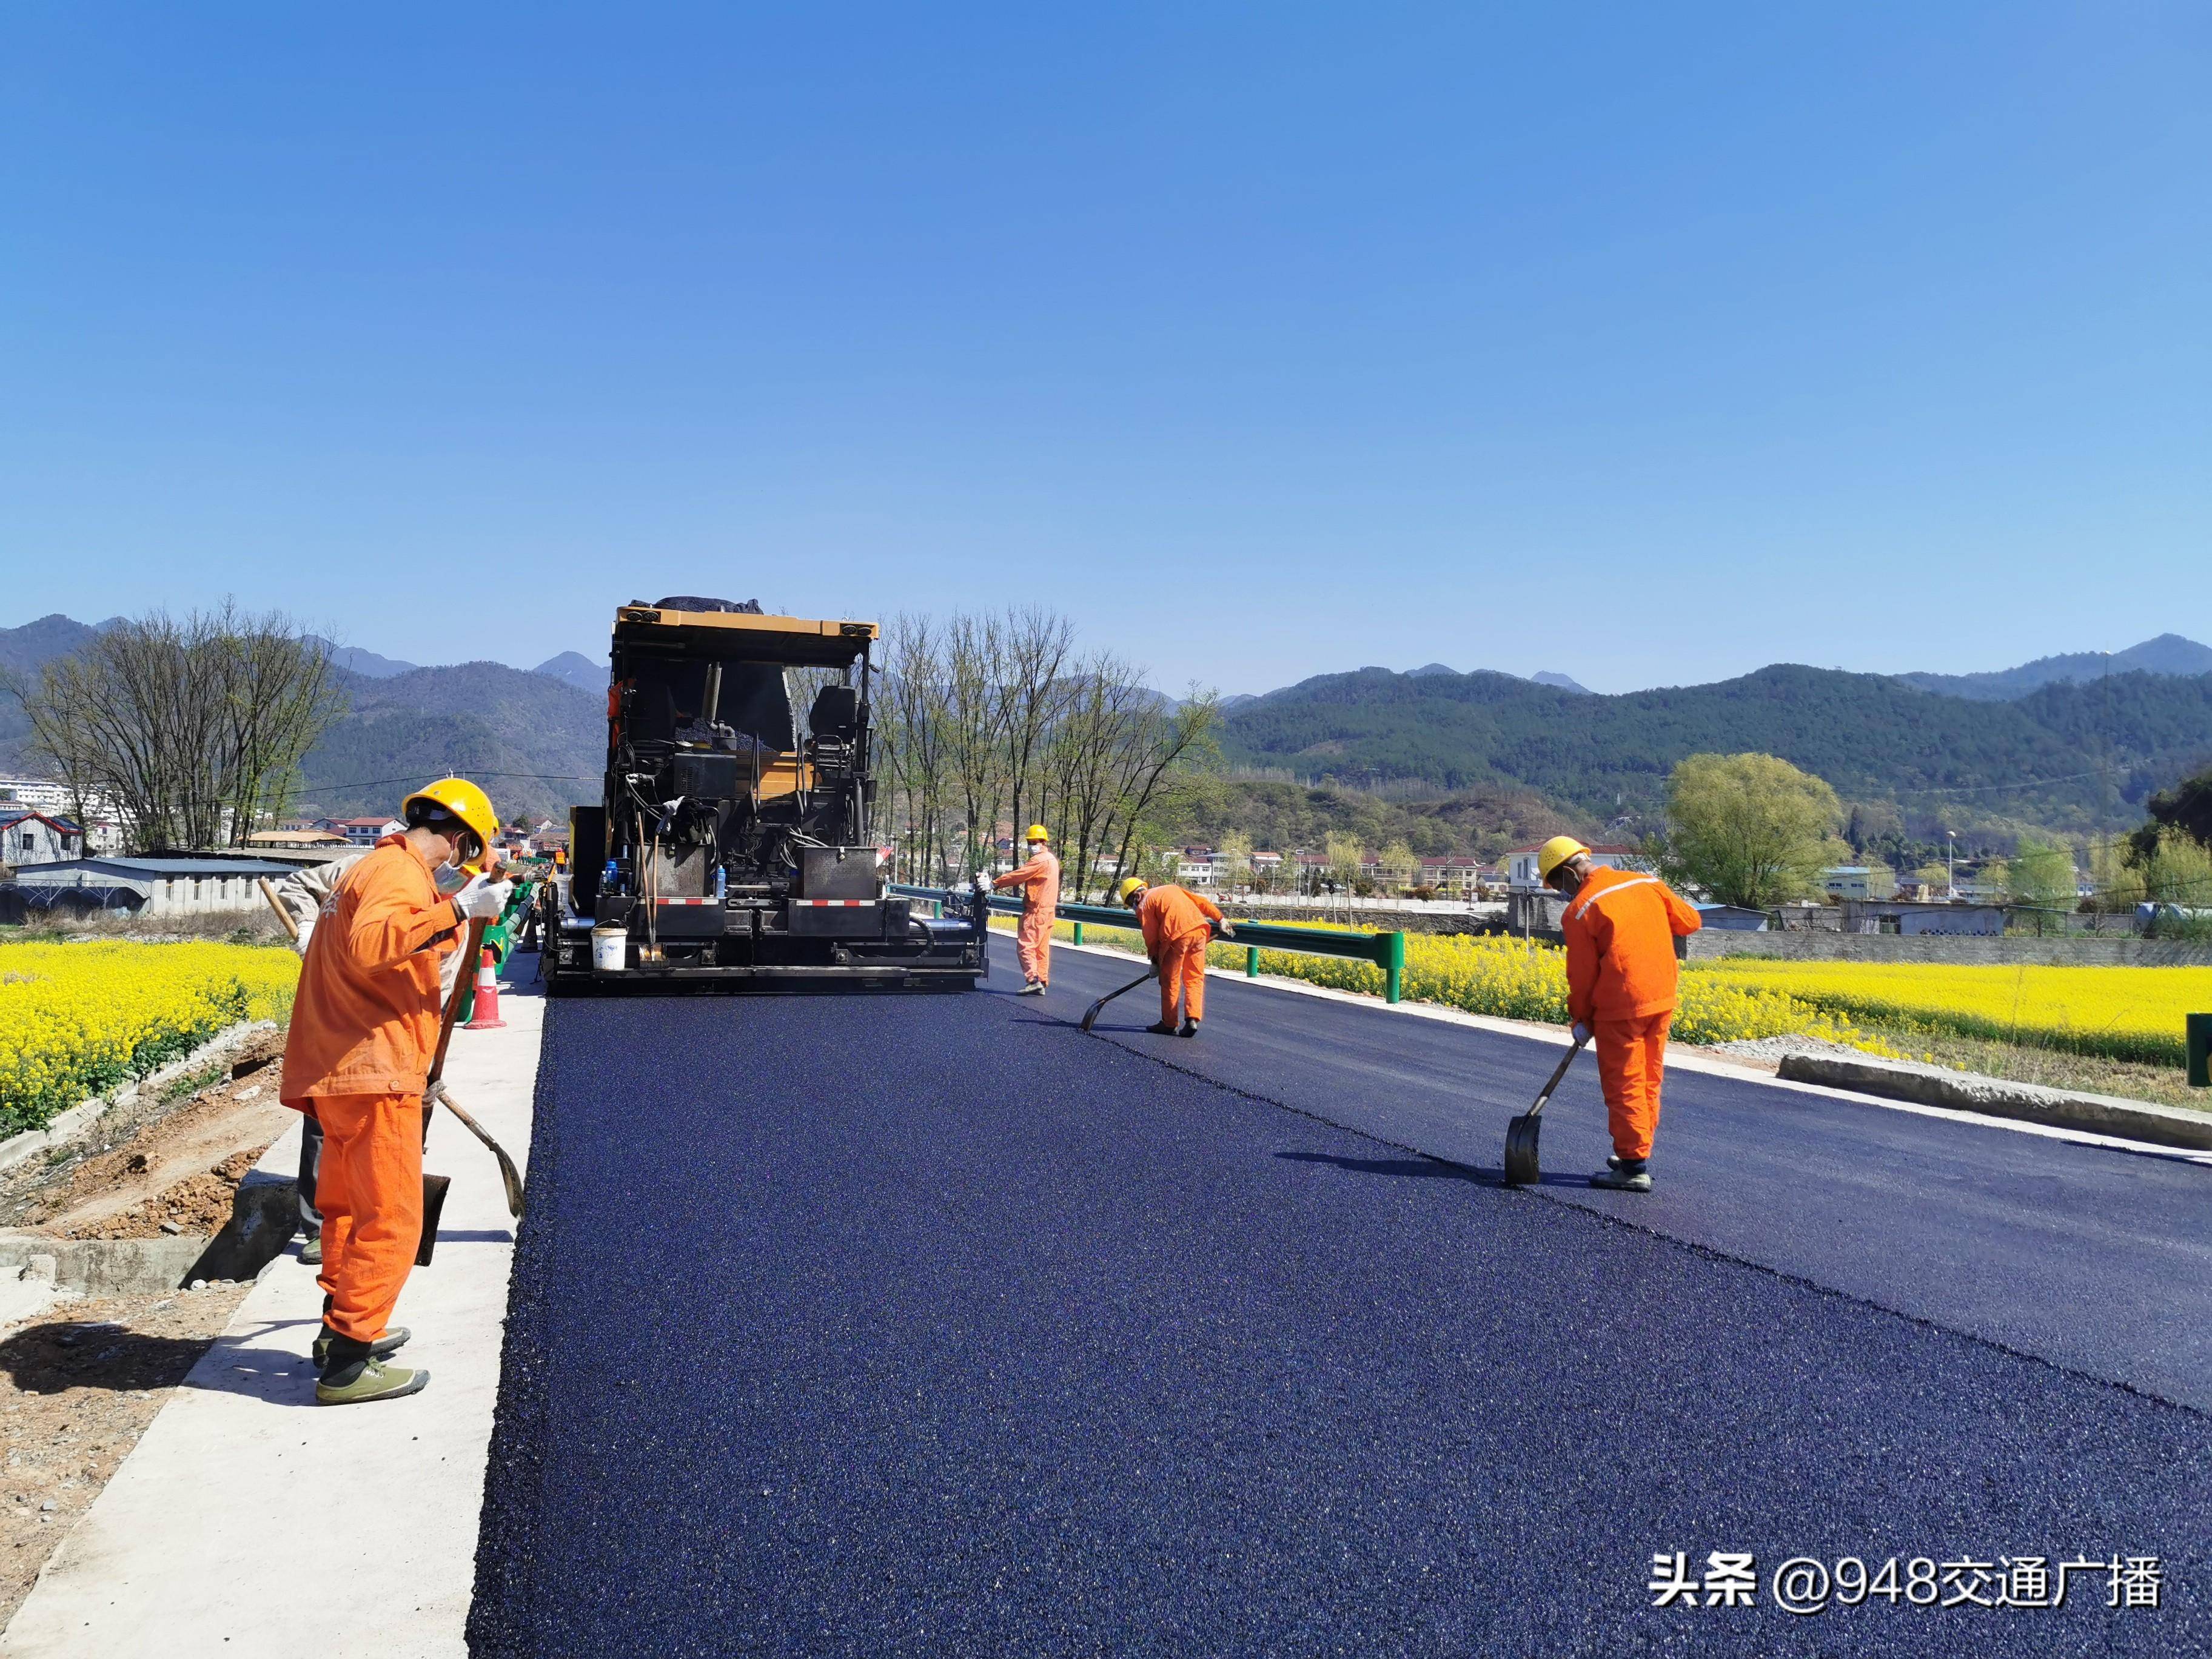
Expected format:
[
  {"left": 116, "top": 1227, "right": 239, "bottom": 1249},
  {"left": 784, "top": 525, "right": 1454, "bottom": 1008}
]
[
  {"left": 280, "top": 834, "right": 464, "bottom": 1104},
  {"left": 993, "top": 848, "right": 1061, "bottom": 913},
  {"left": 1136, "top": 883, "right": 1223, "bottom": 957},
  {"left": 1561, "top": 865, "right": 1703, "bottom": 1025}
]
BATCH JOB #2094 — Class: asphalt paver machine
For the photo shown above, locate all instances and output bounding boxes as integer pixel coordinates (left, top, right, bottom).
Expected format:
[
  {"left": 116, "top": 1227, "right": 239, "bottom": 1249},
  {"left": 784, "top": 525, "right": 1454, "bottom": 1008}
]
[{"left": 545, "top": 597, "right": 987, "bottom": 991}]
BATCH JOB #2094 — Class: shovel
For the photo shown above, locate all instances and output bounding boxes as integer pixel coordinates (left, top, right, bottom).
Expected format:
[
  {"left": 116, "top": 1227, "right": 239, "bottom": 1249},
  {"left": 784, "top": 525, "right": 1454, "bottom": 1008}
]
[
  {"left": 1079, "top": 967, "right": 1158, "bottom": 1033},
  {"left": 424, "top": 1080, "right": 526, "bottom": 1218},
  {"left": 420, "top": 917, "right": 527, "bottom": 1218},
  {"left": 1501, "top": 1033, "right": 1589, "bottom": 1187}
]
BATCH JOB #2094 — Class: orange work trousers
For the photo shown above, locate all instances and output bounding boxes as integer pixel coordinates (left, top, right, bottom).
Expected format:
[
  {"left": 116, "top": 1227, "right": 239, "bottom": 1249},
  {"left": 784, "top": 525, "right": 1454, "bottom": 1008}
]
[
  {"left": 311, "top": 1091, "right": 424, "bottom": 1345},
  {"left": 1157, "top": 931, "right": 1208, "bottom": 1026},
  {"left": 1017, "top": 906, "right": 1053, "bottom": 985},
  {"left": 1594, "top": 1012, "right": 1672, "bottom": 1162}
]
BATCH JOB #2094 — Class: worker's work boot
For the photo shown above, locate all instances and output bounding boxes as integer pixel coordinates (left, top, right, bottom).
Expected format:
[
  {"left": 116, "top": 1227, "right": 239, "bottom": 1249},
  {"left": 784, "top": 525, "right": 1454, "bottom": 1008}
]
[
  {"left": 1589, "top": 1158, "right": 1653, "bottom": 1193},
  {"left": 1178, "top": 1020, "right": 1199, "bottom": 1038},
  {"left": 1016, "top": 980, "right": 1045, "bottom": 996},
  {"left": 316, "top": 1356, "right": 430, "bottom": 1406},
  {"left": 299, "top": 1234, "right": 323, "bottom": 1265},
  {"left": 1145, "top": 1021, "right": 1179, "bottom": 1036},
  {"left": 312, "top": 1324, "right": 411, "bottom": 1370}
]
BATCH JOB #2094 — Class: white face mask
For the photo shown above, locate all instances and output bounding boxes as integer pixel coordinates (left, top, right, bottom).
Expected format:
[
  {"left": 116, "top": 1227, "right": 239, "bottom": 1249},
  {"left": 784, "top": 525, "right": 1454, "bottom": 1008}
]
[
  {"left": 1028, "top": 842, "right": 1047, "bottom": 856},
  {"left": 434, "top": 860, "right": 471, "bottom": 895}
]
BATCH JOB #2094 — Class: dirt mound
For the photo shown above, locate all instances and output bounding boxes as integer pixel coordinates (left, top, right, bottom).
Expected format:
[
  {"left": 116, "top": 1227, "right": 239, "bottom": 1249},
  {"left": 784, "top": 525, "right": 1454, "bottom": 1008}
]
[{"left": 4, "top": 1030, "right": 293, "bottom": 1240}]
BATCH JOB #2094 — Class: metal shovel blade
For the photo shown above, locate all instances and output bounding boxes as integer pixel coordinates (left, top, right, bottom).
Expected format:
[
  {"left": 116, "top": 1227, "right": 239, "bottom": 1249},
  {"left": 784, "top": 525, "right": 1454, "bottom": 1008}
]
[
  {"left": 1500, "top": 1034, "right": 1588, "bottom": 1188},
  {"left": 1502, "top": 1112, "right": 1543, "bottom": 1187},
  {"left": 1080, "top": 968, "right": 1156, "bottom": 1033},
  {"left": 414, "top": 1173, "right": 452, "bottom": 1267}
]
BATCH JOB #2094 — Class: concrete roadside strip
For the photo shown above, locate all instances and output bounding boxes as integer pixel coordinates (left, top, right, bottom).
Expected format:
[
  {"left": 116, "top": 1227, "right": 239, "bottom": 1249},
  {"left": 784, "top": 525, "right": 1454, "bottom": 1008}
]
[
  {"left": 1051, "top": 934, "right": 2212, "bottom": 1165},
  {"left": 1777, "top": 1050, "right": 2212, "bottom": 1151},
  {"left": 0, "top": 985, "right": 542, "bottom": 1659}
]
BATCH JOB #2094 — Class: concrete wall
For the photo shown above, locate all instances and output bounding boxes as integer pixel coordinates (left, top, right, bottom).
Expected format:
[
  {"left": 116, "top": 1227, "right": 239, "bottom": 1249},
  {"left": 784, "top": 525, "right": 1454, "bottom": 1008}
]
[
  {"left": 1684, "top": 930, "right": 2212, "bottom": 967},
  {"left": 144, "top": 873, "right": 260, "bottom": 916}
]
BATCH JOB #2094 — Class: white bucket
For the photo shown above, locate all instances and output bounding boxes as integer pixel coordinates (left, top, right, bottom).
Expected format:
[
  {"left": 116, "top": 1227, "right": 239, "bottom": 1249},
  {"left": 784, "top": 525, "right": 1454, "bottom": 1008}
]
[{"left": 591, "top": 926, "right": 628, "bottom": 973}]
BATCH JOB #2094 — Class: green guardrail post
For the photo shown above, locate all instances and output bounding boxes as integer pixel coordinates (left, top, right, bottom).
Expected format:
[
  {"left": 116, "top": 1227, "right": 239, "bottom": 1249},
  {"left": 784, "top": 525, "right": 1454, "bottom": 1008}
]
[
  {"left": 1246, "top": 945, "right": 1259, "bottom": 977},
  {"left": 1382, "top": 931, "right": 1406, "bottom": 1004},
  {"left": 2190, "top": 1013, "right": 2212, "bottom": 1088},
  {"left": 1073, "top": 922, "right": 1084, "bottom": 945}
]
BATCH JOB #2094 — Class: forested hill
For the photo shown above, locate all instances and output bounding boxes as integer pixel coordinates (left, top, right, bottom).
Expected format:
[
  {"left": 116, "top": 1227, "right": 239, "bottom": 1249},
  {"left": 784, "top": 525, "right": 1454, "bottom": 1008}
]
[
  {"left": 297, "top": 663, "right": 602, "bottom": 824},
  {"left": 1218, "top": 663, "right": 2212, "bottom": 830}
]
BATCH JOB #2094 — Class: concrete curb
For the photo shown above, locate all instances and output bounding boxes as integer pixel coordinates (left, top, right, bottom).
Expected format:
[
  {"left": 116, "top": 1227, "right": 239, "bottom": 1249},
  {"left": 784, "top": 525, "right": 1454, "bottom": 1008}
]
[{"left": 1776, "top": 1053, "right": 2212, "bottom": 1151}]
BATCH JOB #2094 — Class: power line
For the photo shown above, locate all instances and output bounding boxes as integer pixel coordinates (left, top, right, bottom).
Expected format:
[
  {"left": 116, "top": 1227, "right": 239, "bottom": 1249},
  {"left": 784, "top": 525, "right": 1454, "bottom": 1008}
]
[
  {"left": 1891, "top": 770, "right": 2103, "bottom": 798},
  {"left": 298, "top": 771, "right": 594, "bottom": 794}
]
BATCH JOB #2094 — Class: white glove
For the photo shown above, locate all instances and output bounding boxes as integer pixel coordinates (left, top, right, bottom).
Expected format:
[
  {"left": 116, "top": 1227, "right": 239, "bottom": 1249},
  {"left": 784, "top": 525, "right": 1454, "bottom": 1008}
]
[
  {"left": 1570, "top": 1022, "right": 1590, "bottom": 1045},
  {"left": 452, "top": 876, "right": 515, "bottom": 922}
]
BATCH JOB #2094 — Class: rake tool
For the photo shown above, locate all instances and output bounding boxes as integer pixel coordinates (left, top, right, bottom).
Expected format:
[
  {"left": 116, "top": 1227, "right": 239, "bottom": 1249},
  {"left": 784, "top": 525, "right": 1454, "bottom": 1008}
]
[
  {"left": 1079, "top": 966, "right": 1158, "bottom": 1033},
  {"left": 1501, "top": 1033, "right": 1589, "bottom": 1188}
]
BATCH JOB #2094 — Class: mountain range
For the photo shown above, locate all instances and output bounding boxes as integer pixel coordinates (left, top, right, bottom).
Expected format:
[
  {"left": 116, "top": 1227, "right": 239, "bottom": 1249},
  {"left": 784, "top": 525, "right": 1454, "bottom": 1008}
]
[
  {"left": 1217, "top": 654, "right": 2212, "bottom": 832},
  {"left": 4, "top": 614, "right": 2208, "bottom": 836},
  {"left": 0, "top": 616, "right": 608, "bottom": 823}
]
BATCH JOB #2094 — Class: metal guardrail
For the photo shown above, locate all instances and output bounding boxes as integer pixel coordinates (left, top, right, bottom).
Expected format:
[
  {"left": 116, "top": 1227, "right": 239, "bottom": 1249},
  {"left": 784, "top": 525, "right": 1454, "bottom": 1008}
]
[{"left": 891, "top": 885, "right": 1409, "bottom": 1004}]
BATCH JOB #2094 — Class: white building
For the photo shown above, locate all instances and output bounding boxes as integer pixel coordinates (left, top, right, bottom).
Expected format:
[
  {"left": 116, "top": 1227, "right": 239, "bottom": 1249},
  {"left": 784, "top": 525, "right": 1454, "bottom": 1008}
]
[
  {"left": 8, "top": 856, "right": 301, "bottom": 917},
  {"left": 1822, "top": 865, "right": 1898, "bottom": 900},
  {"left": 1505, "top": 842, "right": 1644, "bottom": 891},
  {"left": 0, "top": 778, "right": 124, "bottom": 853},
  {"left": 0, "top": 809, "right": 84, "bottom": 866}
]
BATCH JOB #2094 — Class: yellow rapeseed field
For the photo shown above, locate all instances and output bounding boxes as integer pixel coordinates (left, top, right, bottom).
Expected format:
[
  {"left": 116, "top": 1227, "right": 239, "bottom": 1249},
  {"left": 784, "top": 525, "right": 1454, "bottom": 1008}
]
[
  {"left": 1690, "top": 958, "right": 2207, "bottom": 1067},
  {"left": 0, "top": 942, "right": 298, "bottom": 1134},
  {"left": 1017, "top": 917, "right": 1888, "bottom": 1053}
]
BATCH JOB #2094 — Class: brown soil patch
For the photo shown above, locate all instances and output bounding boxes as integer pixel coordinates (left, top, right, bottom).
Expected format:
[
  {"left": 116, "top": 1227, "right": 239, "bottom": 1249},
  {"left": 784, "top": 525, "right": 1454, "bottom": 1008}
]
[
  {"left": 0, "top": 1281, "right": 254, "bottom": 1627},
  {"left": 1, "top": 1030, "right": 295, "bottom": 1240}
]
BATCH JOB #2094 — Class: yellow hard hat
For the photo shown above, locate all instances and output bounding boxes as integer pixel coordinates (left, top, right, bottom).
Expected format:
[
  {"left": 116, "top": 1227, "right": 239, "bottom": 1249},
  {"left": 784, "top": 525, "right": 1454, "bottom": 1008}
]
[
  {"left": 401, "top": 777, "right": 499, "bottom": 854},
  {"left": 1026, "top": 824, "right": 1050, "bottom": 843},
  {"left": 1535, "top": 835, "right": 1589, "bottom": 881},
  {"left": 1116, "top": 876, "right": 1145, "bottom": 903}
]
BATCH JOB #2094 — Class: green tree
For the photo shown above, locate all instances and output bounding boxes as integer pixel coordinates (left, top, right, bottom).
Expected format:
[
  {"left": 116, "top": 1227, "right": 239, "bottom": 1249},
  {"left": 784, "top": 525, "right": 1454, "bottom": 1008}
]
[
  {"left": 2008, "top": 836, "right": 2077, "bottom": 910},
  {"left": 1324, "top": 832, "right": 1364, "bottom": 891},
  {"left": 1658, "top": 752, "right": 1840, "bottom": 908},
  {"left": 1215, "top": 829, "right": 1252, "bottom": 893},
  {"left": 1378, "top": 838, "right": 1416, "bottom": 893}
]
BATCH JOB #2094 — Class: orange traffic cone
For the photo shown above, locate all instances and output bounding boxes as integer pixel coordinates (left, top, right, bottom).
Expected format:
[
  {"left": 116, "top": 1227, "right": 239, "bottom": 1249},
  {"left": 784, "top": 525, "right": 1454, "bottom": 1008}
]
[{"left": 464, "top": 947, "right": 507, "bottom": 1030}]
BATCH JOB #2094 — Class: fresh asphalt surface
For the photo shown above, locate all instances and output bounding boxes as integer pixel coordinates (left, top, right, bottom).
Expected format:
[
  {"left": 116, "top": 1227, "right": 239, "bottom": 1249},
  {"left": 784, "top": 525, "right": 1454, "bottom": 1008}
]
[{"left": 469, "top": 939, "right": 2212, "bottom": 1655}]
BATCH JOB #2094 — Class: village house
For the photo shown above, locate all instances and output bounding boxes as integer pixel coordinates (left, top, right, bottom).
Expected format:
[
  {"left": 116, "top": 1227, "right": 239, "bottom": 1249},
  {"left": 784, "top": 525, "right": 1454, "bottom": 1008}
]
[
  {"left": 0, "top": 808, "right": 84, "bottom": 867},
  {"left": 1504, "top": 842, "right": 1644, "bottom": 890}
]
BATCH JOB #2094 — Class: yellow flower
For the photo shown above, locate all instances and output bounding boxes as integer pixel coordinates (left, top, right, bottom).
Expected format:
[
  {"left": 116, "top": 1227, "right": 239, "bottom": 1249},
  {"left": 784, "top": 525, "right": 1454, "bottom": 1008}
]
[{"left": 0, "top": 942, "right": 298, "bottom": 1133}]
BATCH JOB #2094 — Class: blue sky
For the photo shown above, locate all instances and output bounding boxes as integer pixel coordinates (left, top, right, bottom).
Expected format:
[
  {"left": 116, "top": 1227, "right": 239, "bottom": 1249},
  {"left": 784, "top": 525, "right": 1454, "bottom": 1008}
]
[{"left": 3, "top": 4, "right": 2205, "bottom": 695}]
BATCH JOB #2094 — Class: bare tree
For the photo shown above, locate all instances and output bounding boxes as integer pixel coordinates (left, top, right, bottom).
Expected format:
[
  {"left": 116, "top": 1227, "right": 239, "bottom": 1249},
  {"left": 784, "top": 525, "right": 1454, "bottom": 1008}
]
[
  {"left": 1104, "top": 688, "right": 1221, "bottom": 903},
  {"left": 996, "top": 608, "right": 1076, "bottom": 867},
  {"left": 1041, "top": 652, "right": 1153, "bottom": 900},
  {"left": 940, "top": 612, "right": 1008, "bottom": 878},
  {"left": 19, "top": 606, "right": 345, "bottom": 853},
  {"left": 214, "top": 603, "right": 346, "bottom": 843},
  {"left": 879, "top": 614, "right": 953, "bottom": 883}
]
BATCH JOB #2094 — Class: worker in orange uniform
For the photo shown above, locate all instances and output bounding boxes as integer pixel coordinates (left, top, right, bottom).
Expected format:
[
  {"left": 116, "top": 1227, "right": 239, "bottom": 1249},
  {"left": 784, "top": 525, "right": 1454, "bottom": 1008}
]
[
  {"left": 992, "top": 824, "right": 1061, "bottom": 995},
  {"left": 271, "top": 851, "right": 474, "bottom": 1267},
  {"left": 1540, "top": 836, "right": 1701, "bottom": 1193},
  {"left": 1118, "top": 876, "right": 1236, "bottom": 1037},
  {"left": 279, "top": 778, "right": 511, "bottom": 1404}
]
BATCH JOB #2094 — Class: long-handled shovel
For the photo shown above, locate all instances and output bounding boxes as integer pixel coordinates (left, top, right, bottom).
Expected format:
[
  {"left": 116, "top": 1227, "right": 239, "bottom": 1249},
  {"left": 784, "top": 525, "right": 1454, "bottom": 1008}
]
[
  {"left": 422, "top": 917, "right": 526, "bottom": 1220},
  {"left": 1501, "top": 1033, "right": 1589, "bottom": 1188},
  {"left": 1079, "top": 966, "right": 1158, "bottom": 1033},
  {"left": 258, "top": 876, "right": 298, "bottom": 942}
]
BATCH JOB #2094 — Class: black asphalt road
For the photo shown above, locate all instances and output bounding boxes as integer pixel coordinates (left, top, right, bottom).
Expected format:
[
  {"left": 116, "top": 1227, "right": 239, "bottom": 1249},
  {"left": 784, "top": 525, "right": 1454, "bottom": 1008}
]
[{"left": 469, "top": 941, "right": 2212, "bottom": 1657}]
